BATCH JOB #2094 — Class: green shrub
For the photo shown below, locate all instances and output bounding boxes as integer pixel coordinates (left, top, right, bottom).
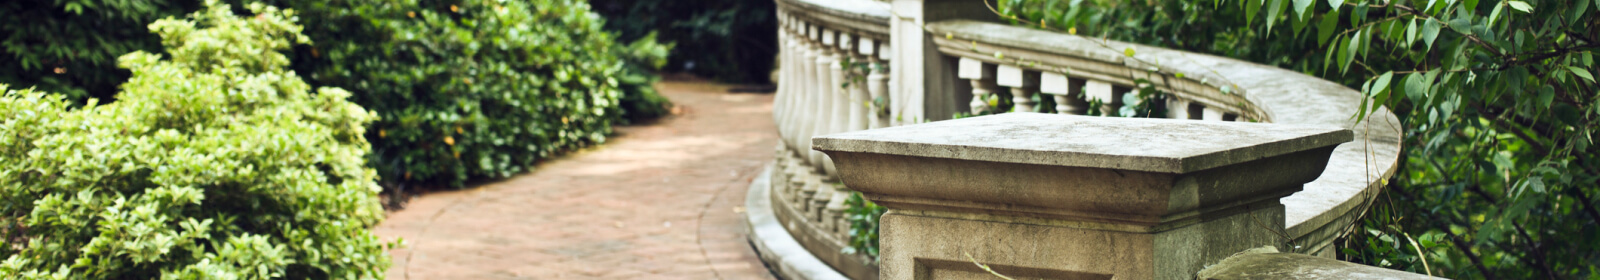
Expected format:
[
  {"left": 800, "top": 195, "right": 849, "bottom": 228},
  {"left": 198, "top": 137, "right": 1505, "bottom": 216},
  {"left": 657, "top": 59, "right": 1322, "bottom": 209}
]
[
  {"left": 0, "top": 2, "right": 389, "bottom": 278},
  {"left": 614, "top": 32, "right": 675, "bottom": 123},
  {"left": 265, "top": 0, "right": 670, "bottom": 189}
]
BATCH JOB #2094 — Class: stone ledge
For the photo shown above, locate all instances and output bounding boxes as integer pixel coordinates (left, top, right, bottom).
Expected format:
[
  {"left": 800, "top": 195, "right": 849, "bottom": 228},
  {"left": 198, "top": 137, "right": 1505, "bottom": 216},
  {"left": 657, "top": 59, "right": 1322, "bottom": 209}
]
[
  {"left": 1198, "top": 246, "right": 1439, "bottom": 279},
  {"left": 813, "top": 113, "right": 1351, "bottom": 174},
  {"left": 746, "top": 163, "right": 852, "bottom": 280},
  {"left": 919, "top": 20, "right": 1405, "bottom": 256}
]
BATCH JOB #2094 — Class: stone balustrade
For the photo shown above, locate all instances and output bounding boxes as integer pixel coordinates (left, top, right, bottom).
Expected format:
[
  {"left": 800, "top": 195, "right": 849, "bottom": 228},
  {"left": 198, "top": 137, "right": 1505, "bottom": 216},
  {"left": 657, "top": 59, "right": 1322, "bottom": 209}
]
[
  {"left": 766, "top": 1, "right": 893, "bottom": 279},
  {"left": 934, "top": 21, "right": 1259, "bottom": 121},
  {"left": 815, "top": 113, "right": 1351, "bottom": 280},
  {"left": 749, "top": 0, "right": 1404, "bottom": 279}
]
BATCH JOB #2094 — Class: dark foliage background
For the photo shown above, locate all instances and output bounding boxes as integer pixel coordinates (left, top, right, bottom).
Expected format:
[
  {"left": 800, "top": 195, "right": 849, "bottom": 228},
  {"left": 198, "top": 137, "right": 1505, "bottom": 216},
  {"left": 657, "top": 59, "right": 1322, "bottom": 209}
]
[
  {"left": 0, "top": 0, "right": 198, "bottom": 103},
  {"left": 590, "top": 0, "right": 778, "bottom": 83}
]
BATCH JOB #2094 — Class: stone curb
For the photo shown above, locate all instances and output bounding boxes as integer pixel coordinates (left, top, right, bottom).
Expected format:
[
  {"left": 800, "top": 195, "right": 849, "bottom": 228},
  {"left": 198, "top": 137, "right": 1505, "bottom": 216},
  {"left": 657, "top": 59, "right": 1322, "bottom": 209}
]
[{"left": 746, "top": 163, "right": 852, "bottom": 280}]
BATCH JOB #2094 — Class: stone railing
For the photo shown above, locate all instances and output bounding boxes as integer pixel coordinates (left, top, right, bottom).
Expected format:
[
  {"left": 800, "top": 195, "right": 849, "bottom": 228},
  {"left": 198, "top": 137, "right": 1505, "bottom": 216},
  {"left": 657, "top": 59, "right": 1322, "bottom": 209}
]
[
  {"left": 761, "top": 0, "right": 892, "bottom": 279},
  {"left": 748, "top": 0, "right": 1404, "bottom": 279}
]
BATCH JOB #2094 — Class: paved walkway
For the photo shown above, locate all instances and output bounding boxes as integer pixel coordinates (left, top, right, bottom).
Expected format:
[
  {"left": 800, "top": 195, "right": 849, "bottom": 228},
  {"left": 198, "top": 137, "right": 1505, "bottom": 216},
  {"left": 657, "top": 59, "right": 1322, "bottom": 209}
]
[{"left": 376, "top": 81, "right": 779, "bottom": 279}]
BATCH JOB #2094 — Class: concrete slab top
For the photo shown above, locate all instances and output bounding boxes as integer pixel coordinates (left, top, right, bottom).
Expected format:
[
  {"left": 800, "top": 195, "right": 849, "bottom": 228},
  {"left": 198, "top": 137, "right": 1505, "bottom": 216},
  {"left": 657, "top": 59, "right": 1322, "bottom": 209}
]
[{"left": 812, "top": 113, "right": 1352, "bottom": 174}]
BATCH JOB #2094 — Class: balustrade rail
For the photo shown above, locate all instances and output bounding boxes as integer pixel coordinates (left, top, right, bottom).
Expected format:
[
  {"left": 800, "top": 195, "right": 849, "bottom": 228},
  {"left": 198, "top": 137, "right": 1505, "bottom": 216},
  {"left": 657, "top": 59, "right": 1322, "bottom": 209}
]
[
  {"left": 753, "top": 0, "right": 1403, "bottom": 279},
  {"left": 768, "top": 1, "right": 892, "bottom": 279}
]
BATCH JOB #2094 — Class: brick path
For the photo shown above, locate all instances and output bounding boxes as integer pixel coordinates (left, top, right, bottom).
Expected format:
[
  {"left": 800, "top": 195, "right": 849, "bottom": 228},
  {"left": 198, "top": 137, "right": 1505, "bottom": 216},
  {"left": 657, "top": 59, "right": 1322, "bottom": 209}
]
[{"left": 375, "top": 81, "right": 779, "bottom": 280}]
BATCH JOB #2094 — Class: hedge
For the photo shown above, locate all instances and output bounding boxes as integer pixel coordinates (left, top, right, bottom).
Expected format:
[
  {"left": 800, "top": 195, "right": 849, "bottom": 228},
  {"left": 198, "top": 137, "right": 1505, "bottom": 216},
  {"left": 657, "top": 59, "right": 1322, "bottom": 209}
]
[
  {"left": 260, "top": 0, "right": 671, "bottom": 191},
  {"left": 0, "top": 2, "right": 388, "bottom": 278}
]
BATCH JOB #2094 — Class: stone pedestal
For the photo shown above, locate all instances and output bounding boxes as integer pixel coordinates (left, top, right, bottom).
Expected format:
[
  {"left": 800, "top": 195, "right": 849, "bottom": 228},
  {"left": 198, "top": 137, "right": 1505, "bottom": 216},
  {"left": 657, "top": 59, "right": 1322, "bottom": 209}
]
[{"left": 813, "top": 113, "right": 1351, "bottom": 280}]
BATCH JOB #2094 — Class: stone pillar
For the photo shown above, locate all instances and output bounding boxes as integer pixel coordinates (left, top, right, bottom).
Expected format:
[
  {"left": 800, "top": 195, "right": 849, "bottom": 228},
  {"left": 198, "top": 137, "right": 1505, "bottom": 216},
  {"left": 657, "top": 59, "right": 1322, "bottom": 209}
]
[
  {"left": 845, "top": 33, "right": 871, "bottom": 132},
  {"left": 1084, "top": 80, "right": 1121, "bottom": 116},
  {"left": 1041, "top": 72, "right": 1088, "bottom": 115},
  {"left": 813, "top": 113, "right": 1352, "bottom": 280},
  {"left": 828, "top": 31, "right": 852, "bottom": 137},
  {"left": 1166, "top": 98, "right": 1192, "bottom": 119},
  {"left": 797, "top": 24, "right": 820, "bottom": 166},
  {"left": 775, "top": 15, "right": 794, "bottom": 148},
  {"left": 1202, "top": 107, "right": 1226, "bottom": 121},
  {"left": 813, "top": 28, "right": 839, "bottom": 175},
  {"left": 956, "top": 57, "right": 997, "bottom": 115},
  {"left": 889, "top": 0, "right": 998, "bottom": 125},
  {"left": 996, "top": 65, "right": 1039, "bottom": 113},
  {"left": 862, "top": 37, "right": 891, "bottom": 129}
]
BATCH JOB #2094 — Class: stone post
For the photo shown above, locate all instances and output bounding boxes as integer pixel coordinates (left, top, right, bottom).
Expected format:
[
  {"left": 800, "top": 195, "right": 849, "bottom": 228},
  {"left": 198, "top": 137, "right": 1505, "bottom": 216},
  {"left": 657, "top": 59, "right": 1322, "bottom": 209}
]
[
  {"left": 813, "top": 113, "right": 1351, "bottom": 280},
  {"left": 889, "top": 0, "right": 998, "bottom": 125}
]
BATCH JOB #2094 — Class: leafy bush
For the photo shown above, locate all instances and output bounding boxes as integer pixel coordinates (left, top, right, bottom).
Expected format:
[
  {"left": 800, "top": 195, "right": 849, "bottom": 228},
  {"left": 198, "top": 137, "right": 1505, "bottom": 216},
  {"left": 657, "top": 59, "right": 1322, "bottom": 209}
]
[
  {"left": 263, "top": 0, "right": 670, "bottom": 190},
  {"left": 613, "top": 33, "right": 675, "bottom": 123},
  {"left": 1000, "top": 0, "right": 1600, "bottom": 278},
  {"left": 0, "top": 0, "right": 195, "bottom": 102},
  {"left": 0, "top": 2, "right": 389, "bottom": 278},
  {"left": 842, "top": 192, "right": 885, "bottom": 261},
  {"left": 590, "top": 0, "right": 776, "bottom": 83}
]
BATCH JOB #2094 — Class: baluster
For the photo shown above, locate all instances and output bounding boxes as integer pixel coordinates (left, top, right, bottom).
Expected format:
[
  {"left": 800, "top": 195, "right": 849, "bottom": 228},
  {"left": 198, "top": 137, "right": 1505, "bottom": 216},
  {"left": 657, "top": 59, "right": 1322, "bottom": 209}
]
[
  {"left": 796, "top": 24, "right": 819, "bottom": 167},
  {"left": 996, "top": 65, "right": 1039, "bottom": 113},
  {"left": 786, "top": 20, "right": 815, "bottom": 201},
  {"left": 957, "top": 57, "right": 998, "bottom": 115},
  {"left": 786, "top": 154, "right": 808, "bottom": 201},
  {"left": 809, "top": 28, "right": 837, "bottom": 173},
  {"left": 1084, "top": 80, "right": 1124, "bottom": 116},
  {"left": 822, "top": 29, "right": 848, "bottom": 176},
  {"left": 863, "top": 38, "right": 890, "bottom": 129},
  {"left": 1201, "top": 106, "right": 1226, "bottom": 121},
  {"left": 828, "top": 30, "right": 850, "bottom": 135},
  {"left": 824, "top": 184, "right": 850, "bottom": 239},
  {"left": 1166, "top": 98, "right": 1192, "bottom": 119},
  {"left": 783, "top": 19, "right": 805, "bottom": 151},
  {"left": 774, "top": 17, "right": 792, "bottom": 149},
  {"left": 808, "top": 178, "right": 834, "bottom": 223},
  {"left": 844, "top": 33, "right": 870, "bottom": 132},
  {"left": 1041, "top": 72, "right": 1088, "bottom": 115},
  {"left": 797, "top": 170, "right": 823, "bottom": 211}
]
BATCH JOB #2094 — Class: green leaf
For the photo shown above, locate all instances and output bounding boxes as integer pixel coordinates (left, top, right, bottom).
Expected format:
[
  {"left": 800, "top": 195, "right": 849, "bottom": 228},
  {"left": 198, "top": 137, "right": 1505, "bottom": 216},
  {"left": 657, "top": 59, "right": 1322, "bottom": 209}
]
[
  {"left": 1324, "top": 35, "right": 1340, "bottom": 73},
  {"left": 1405, "top": 19, "right": 1419, "bottom": 46},
  {"left": 1327, "top": 0, "right": 1345, "bottom": 9},
  {"left": 1448, "top": 18, "right": 1471, "bottom": 34},
  {"left": 1293, "top": 0, "right": 1315, "bottom": 19},
  {"left": 1489, "top": 2, "right": 1505, "bottom": 25},
  {"left": 1267, "top": 0, "right": 1285, "bottom": 31},
  {"left": 1422, "top": 18, "right": 1441, "bottom": 50},
  {"left": 1247, "top": 0, "right": 1264, "bottom": 26},
  {"left": 1538, "top": 86, "right": 1555, "bottom": 108},
  {"left": 1567, "top": 66, "right": 1596, "bottom": 83},
  {"left": 1404, "top": 73, "right": 1428, "bottom": 104},
  {"left": 1371, "top": 71, "right": 1395, "bottom": 97},
  {"left": 1318, "top": 12, "right": 1341, "bottom": 46},
  {"left": 1340, "top": 31, "right": 1359, "bottom": 74},
  {"left": 1507, "top": 1, "right": 1533, "bottom": 12}
]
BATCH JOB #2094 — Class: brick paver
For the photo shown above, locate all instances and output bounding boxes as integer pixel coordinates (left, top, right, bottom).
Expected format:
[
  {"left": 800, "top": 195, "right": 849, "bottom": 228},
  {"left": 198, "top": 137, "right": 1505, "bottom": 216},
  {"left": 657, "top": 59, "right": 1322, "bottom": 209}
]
[{"left": 375, "top": 81, "right": 779, "bottom": 280}]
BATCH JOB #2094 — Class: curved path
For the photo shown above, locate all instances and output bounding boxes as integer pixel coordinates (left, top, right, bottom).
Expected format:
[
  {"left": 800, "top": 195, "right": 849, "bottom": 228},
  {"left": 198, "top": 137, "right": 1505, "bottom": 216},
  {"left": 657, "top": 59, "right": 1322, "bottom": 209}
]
[{"left": 376, "top": 81, "right": 779, "bottom": 279}]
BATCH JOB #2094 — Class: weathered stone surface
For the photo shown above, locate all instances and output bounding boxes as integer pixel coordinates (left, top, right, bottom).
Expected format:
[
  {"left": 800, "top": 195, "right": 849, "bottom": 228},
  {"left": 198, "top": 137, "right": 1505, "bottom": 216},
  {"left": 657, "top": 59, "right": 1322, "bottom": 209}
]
[
  {"left": 922, "top": 20, "right": 1405, "bottom": 256},
  {"left": 814, "top": 113, "right": 1352, "bottom": 280},
  {"left": 814, "top": 113, "right": 1351, "bottom": 173},
  {"left": 1198, "top": 247, "right": 1439, "bottom": 279}
]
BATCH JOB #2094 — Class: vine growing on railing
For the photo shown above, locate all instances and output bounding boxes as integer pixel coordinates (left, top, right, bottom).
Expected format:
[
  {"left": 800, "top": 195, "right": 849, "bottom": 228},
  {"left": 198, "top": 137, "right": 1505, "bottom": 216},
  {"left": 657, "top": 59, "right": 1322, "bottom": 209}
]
[
  {"left": 996, "top": 0, "right": 1600, "bottom": 278},
  {"left": 839, "top": 57, "right": 893, "bottom": 119},
  {"left": 841, "top": 191, "right": 886, "bottom": 262}
]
